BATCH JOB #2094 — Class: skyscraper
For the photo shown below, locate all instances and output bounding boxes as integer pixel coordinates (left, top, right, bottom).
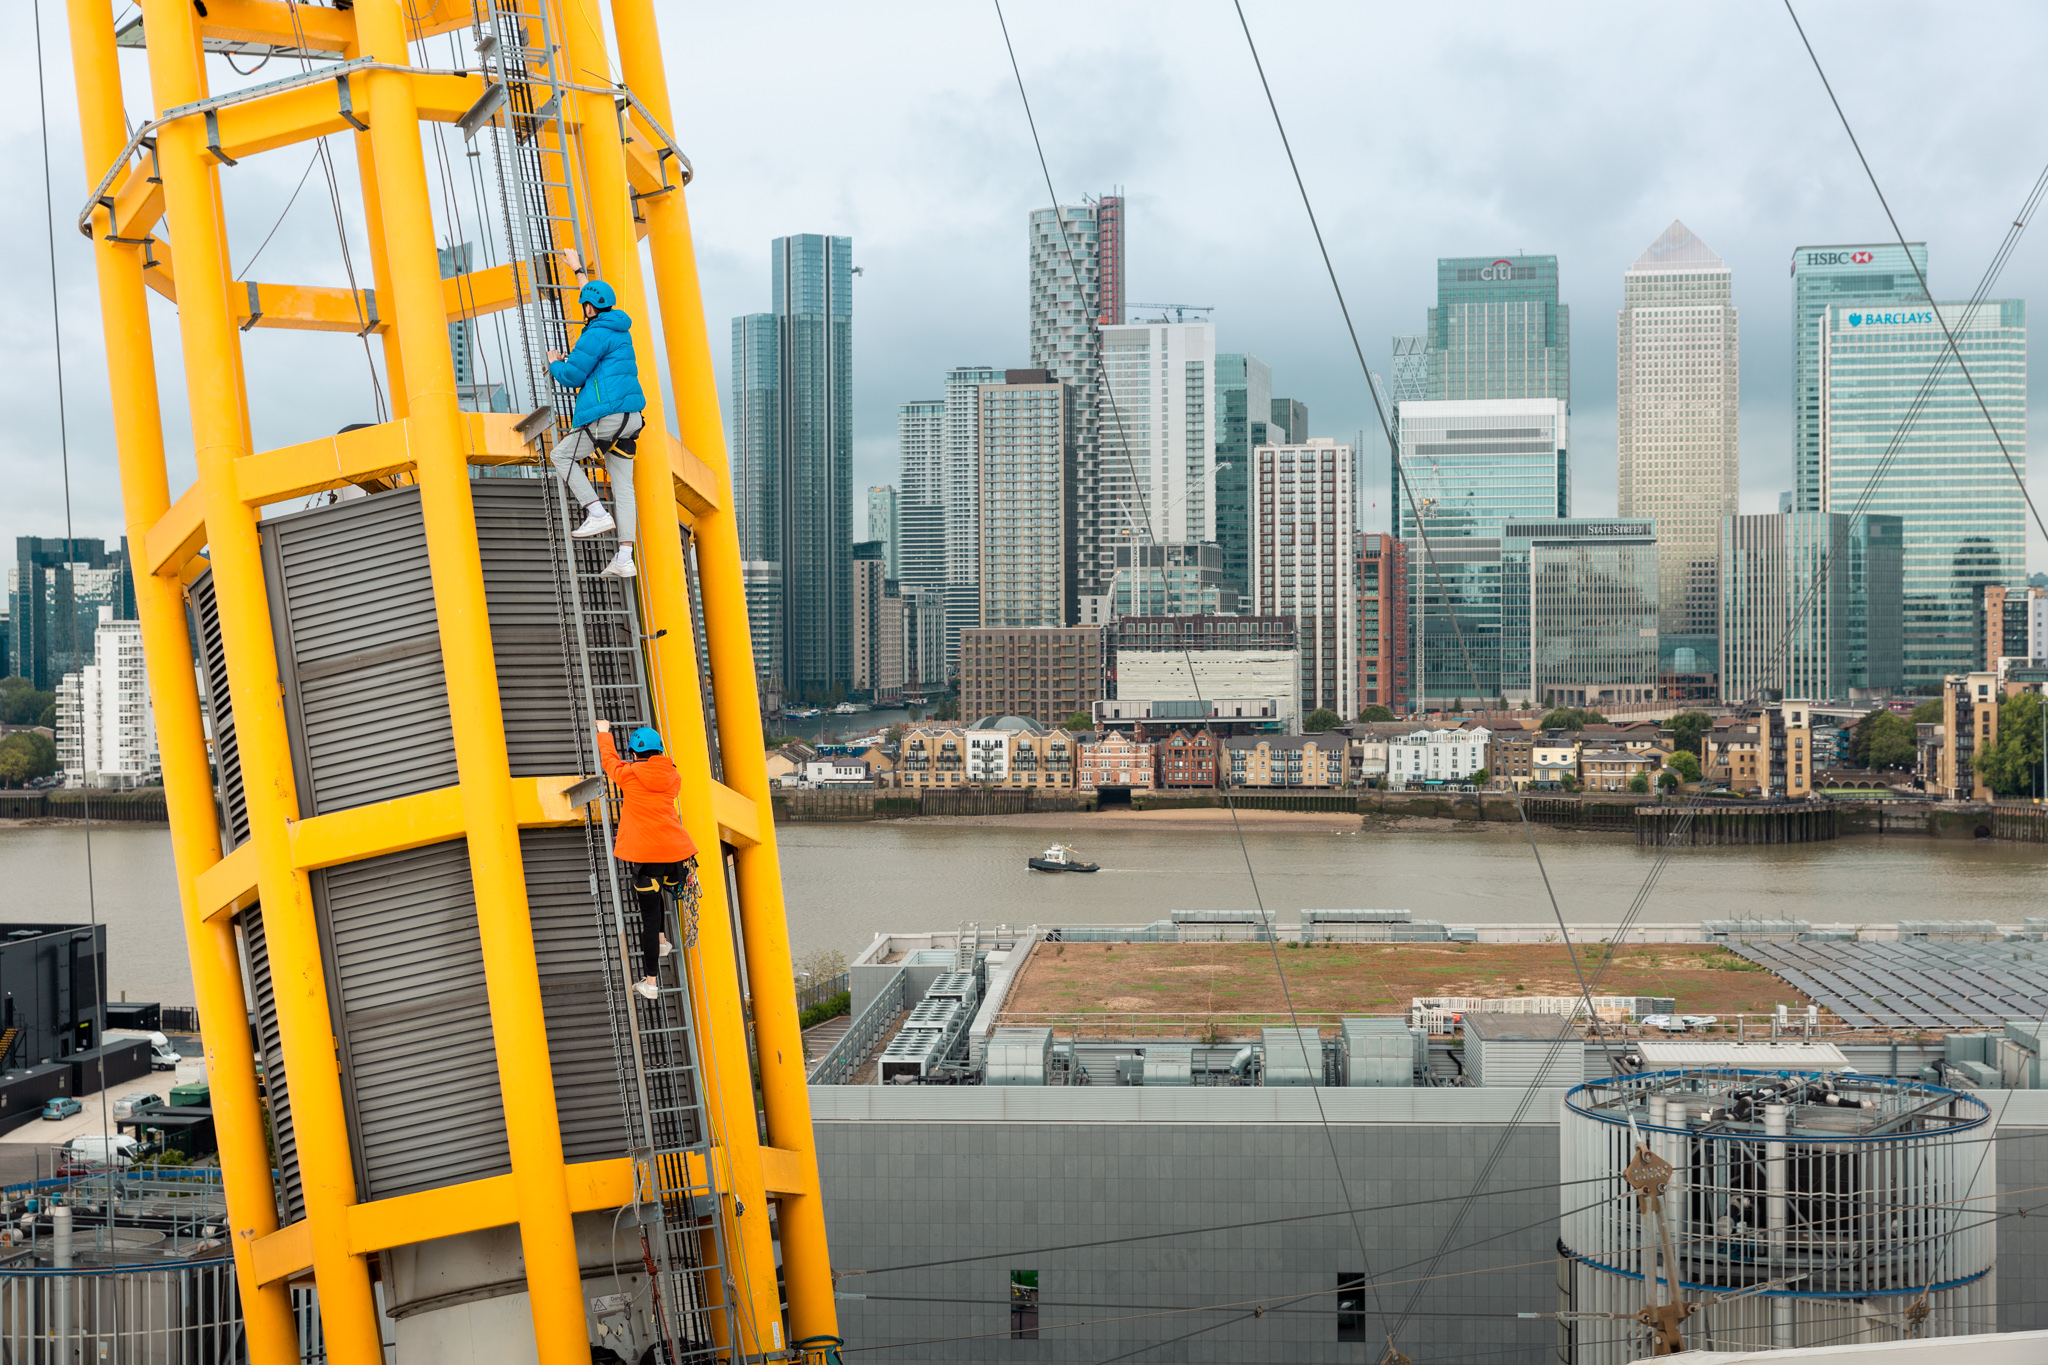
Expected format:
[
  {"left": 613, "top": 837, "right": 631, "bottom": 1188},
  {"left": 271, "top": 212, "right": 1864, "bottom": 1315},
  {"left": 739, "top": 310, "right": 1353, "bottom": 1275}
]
[
  {"left": 1213, "top": 353, "right": 1272, "bottom": 602},
  {"left": 894, "top": 400, "right": 947, "bottom": 605},
  {"left": 1252, "top": 439, "right": 1356, "bottom": 719},
  {"left": 1357, "top": 532, "right": 1408, "bottom": 713},
  {"left": 1426, "top": 254, "right": 1569, "bottom": 402},
  {"left": 437, "top": 242, "right": 510, "bottom": 412},
  {"left": 1269, "top": 398, "right": 1308, "bottom": 444},
  {"left": 1818, "top": 299, "right": 2027, "bottom": 688},
  {"left": 1617, "top": 221, "right": 1738, "bottom": 643},
  {"left": 729, "top": 233, "right": 854, "bottom": 697},
  {"left": 10, "top": 537, "right": 133, "bottom": 691},
  {"left": 977, "top": 370, "right": 1079, "bottom": 629},
  {"left": 866, "top": 486, "right": 900, "bottom": 580},
  {"left": 1097, "top": 320, "right": 1217, "bottom": 561},
  {"left": 1791, "top": 243, "right": 1928, "bottom": 511},
  {"left": 942, "top": 365, "right": 1003, "bottom": 657},
  {"left": 1029, "top": 197, "right": 1124, "bottom": 608},
  {"left": 1500, "top": 520, "right": 1660, "bottom": 708}
]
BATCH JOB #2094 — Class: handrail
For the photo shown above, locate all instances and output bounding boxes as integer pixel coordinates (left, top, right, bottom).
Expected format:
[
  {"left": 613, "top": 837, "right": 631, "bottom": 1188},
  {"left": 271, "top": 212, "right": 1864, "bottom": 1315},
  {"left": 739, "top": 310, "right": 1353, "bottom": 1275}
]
[
  {"left": 808, "top": 966, "right": 906, "bottom": 1085},
  {"left": 78, "top": 58, "right": 693, "bottom": 238}
]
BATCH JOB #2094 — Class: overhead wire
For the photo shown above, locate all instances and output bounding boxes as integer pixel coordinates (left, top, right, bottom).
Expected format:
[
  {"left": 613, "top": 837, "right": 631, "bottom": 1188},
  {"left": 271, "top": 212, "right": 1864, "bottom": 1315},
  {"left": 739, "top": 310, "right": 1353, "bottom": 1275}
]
[
  {"left": 234, "top": 147, "right": 322, "bottom": 282},
  {"left": 989, "top": 8, "right": 1400, "bottom": 1357},
  {"left": 32, "top": 0, "right": 117, "bottom": 1214}
]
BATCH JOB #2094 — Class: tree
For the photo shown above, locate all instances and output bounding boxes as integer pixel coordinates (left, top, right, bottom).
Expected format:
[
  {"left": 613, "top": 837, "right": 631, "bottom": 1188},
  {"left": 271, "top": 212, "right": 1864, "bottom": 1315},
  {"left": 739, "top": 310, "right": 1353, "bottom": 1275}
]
[
  {"left": 1358, "top": 704, "right": 1395, "bottom": 723},
  {"left": 934, "top": 694, "right": 961, "bottom": 721},
  {"left": 1538, "top": 707, "right": 1606, "bottom": 732},
  {"left": 0, "top": 732, "right": 57, "bottom": 788},
  {"left": 1667, "top": 750, "right": 1702, "bottom": 783},
  {"left": 1658, "top": 770, "right": 1680, "bottom": 792},
  {"left": 1628, "top": 773, "right": 1651, "bottom": 794},
  {"left": 1061, "top": 712, "right": 1092, "bottom": 732},
  {"left": 1561, "top": 773, "right": 1581, "bottom": 793},
  {"left": 1909, "top": 698, "right": 1943, "bottom": 725},
  {"left": 885, "top": 723, "right": 907, "bottom": 745},
  {"left": 1302, "top": 708, "right": 1340, "bottom": 733},
  {"left": 1451, "top": 697, "right": 1465, "bottom": 714},
  {"left": 0, "top": 678, "right": 54, "bottom": 728},
  {"left": 1975, "top": 692, "right": 2045, "bottom": 797},
  {"left": 1851, "top": 709, "right": 1915, "bottom": 770},
  {"left": 1471, "top": 768, "right": 1491, "bottom": 787},
  {"left": 1668, "top": 711, "right": 1711, "bottom": 756}
]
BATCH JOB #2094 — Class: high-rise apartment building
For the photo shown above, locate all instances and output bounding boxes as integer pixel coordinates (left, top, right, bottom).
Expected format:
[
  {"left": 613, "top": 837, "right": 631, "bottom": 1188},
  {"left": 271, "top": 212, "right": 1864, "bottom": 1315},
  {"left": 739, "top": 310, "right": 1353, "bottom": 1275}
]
[
  {"left": 1098, "top": 320, "right": 1217, "bottom": 556},
  {"left": 1029, "top": 199, "right": 1123, "bottom": 609},
  {"left": 1357, "top": 532, "right": 1408, "bottom": 713},
  {"left": 902, "top": 586, "right": 947, "bottom": 691},
  {"left": 1719, "top": 512, "right": 1904, "bottom": 703},
  {"left": 1500, "top": 520, "right": 1660, "bottom": 708},
  {"left": 742, "top": 560, "right": 783, "bottom": 694},
  {"left": 1393, "top": 400, "right": 1569, "bottom": 706},
  {"left": 866, "top": 486, "right": 900, "bottom": 581},
  {"left": 1252, "top": 439, "right": 1356, "bottom": 719},
  {"left": 977, "top": 371, "right": 1079, "bottom": 630},
  {"left": 1426, "top": 254, "right": 1569, "bottom": 401},
  {"left": 55, "top": 616, "right": 157, "bottom": 788},
  {"left": 897, "top": 399, "right": 945, "bottom": 506},
  {"left": 851, "top": 541, "right": 904, "bottom": 700},
  {"left": 10, "top": 537, "right": 133, "bottom": 690},
  {"left": 1980, "top": 583, "right": 2047, "bottom": 669},
  {"left": 1617, "top": 221, "right": 1738, "bottom": 641},
  {"left": 730, "top": 233, "right": 854, "bottom": 696},
  {"left": 1214, "top": 353, "right": 1272, "bottom": 601},
  {"left": 1791, "top": 243, "right": 1929, "bottom": 511},
  {"left": 942, "top": 365, "right": 1004, "bottom": 655},
  {"left": 1818, "top": 299, "right": 2026, "bottom": 688},
  {"left": 1109, "top": 543, "right": 1235, "bottom": 618}
]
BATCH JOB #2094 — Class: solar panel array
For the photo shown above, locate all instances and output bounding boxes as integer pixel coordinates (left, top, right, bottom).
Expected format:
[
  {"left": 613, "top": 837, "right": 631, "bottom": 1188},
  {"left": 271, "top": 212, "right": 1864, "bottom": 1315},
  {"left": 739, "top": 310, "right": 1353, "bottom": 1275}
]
[{"left": 1730, "top": 938, "right": 2048, "bottom": 1029}]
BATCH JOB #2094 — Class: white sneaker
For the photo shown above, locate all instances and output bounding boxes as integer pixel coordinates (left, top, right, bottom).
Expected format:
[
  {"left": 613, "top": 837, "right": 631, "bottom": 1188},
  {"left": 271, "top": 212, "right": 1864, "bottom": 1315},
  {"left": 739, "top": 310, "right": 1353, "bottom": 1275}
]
[
  {"left": 635, "top": 978, "right": 659, "bottom": 1001},
  {"left": 601, "top": 545, "right": 636, "bottom": 579},
  {"left": 572, "top": 505, "right": 616, "bottom": 539},
  {"left": 658, "top": 936, "right": 673, "bottom": 959}
]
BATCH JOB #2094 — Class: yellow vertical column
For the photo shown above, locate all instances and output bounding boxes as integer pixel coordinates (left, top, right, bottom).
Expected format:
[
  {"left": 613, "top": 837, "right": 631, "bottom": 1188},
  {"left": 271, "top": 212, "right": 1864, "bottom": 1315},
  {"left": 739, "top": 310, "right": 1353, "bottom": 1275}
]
[
  {"left": 64, "top": 5, "right": 298, "bottom": 1357},
  {"left": 353, "top": 130, "right": 408, "bottom": 420},
  {"left": 549, "top": 0, "right": 783, "bottom": 1348},
  {"left": 606, "top": 0, "right": 841, "bottom": 1343},
  {"left": 135, "top": 2, "right": 384, "bottom": 1358},
  {"left": 345, "top": 4, "right": 586, "bottom": 1358}
]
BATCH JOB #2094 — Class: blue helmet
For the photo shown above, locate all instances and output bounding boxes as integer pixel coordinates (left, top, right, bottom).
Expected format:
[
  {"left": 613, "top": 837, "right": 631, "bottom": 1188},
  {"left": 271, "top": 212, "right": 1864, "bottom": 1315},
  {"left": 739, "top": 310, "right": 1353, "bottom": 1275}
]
[
  {"left": 627, "top": 726, "right": 664, "bottom": 756},
  {"left": 578, "top": 278, "right": 617, "bottom": 311}
]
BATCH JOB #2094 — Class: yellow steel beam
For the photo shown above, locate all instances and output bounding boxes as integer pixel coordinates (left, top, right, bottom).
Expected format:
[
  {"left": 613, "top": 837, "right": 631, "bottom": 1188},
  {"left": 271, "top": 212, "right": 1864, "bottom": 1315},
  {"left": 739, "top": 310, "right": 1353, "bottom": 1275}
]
[
  {"left": 610, "top": 0, "right": 840, "bottom": 1341},
  {"left": 287, "top": 776, "right": 583, "bottom": 873},
  {"left": 250, "top": 1218, "right": 314, "bottom": 1288},
  {"left": 106, "top": 163, "right": 164, "bottom": 247},
  {"left": 234, "top": 411, "right": 529, "bottom": 504},
  {"left": 196, "top": 0, "right": 359, "bottom": 54},
  {"left": 138, "top": 1, "right": 384, "bottom": 1355},
  {"left": 194, "top": 842, "right": 259, "bottom": 924},
  {"left": 204, "top": 71, "right": 486, "bottom": 164},
  {"left": 758, "top": 1145, "right": 811, "bottom": 1197},
  {"left": 68, "top": 1, "right": 299, "bottom": 1352},
  {"left": 669, "top": 433, "right": 722, "bottom": 516},
  {"left": 711, "top": 780, "right": 760, "bottom": 848},
  {"left": 145, "top": 482, "right": 207, "bottom": 577}
]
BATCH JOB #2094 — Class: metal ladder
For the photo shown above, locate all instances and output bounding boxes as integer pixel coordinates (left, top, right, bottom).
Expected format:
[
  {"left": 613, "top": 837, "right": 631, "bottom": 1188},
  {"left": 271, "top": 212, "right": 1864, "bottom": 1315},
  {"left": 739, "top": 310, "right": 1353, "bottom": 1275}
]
[{"left": 466, "top": 2, "right": 735, "bottom": 1356}]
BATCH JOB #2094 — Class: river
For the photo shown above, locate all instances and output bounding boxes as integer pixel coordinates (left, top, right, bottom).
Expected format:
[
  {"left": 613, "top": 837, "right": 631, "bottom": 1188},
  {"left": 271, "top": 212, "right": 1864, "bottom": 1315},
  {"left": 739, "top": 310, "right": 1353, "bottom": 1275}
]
[{"left": 5, "top": 814, "right": 2040, "bottom": 1003}]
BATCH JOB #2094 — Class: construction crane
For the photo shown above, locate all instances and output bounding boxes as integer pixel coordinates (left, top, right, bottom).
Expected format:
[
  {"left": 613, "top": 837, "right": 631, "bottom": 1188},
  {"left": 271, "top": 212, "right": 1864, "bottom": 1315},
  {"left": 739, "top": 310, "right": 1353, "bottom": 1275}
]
[
  {"left": 65, "top": 1, "right": 837, "bottom": 1362},
  {"left": 1124, "top": 301, "right": 1215, "bottom": 323}
]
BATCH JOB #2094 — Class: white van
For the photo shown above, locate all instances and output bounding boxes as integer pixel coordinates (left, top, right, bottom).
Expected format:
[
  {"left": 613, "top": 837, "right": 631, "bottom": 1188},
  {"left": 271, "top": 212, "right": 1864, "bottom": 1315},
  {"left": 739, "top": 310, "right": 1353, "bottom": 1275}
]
[
  {"left": 65, "top": 1135, "right": 139, "bottom": 1166},
  {"left": 147, "top": 1033, "right": 181, "bottom": 1072}
]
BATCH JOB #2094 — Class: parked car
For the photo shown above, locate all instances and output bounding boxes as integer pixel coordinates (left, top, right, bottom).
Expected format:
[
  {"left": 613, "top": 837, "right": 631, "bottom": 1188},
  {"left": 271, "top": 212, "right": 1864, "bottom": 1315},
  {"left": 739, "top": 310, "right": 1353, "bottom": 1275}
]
[
  {"left": 41, "top": 1097, "right": 81, "bottom": 1121},
  {"left": 112, "top": 1092, "right": 162, "bottom": 1121}
]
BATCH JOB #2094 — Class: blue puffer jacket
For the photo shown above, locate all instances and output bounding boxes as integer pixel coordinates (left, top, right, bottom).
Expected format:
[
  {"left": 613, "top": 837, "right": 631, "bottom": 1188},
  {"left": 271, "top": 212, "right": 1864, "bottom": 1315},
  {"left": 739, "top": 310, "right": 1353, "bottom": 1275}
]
[{"left": 548, "top": 308, "right": 646, "bottom": 427}]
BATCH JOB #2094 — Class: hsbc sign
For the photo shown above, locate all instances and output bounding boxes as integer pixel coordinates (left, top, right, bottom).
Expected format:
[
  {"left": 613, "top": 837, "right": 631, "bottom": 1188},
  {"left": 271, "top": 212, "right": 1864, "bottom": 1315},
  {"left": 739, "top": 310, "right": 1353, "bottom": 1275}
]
[{"left": 1804, "top": 250, "right": 1877, "bottom": 267}]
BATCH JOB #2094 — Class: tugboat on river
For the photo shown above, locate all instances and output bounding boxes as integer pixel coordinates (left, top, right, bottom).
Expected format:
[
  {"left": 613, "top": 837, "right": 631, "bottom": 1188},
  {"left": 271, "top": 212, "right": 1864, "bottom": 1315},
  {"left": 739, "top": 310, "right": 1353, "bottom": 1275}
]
[{"left": 1028, "top": 843, "right": 1098, "bottom": 873}]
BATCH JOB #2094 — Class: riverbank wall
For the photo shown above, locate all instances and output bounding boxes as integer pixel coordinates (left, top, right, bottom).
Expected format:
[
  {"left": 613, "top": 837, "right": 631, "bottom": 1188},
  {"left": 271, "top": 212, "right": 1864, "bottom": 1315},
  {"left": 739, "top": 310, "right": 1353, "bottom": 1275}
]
[{"left": 0, "top": 791, "right": 169, "bottom": 823}]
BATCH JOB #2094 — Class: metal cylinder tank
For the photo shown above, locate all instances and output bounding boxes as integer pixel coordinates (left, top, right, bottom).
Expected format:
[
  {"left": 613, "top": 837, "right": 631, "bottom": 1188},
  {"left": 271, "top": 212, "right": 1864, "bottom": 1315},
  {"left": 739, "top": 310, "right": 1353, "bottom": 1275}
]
[{"left": 1559, "top": 1068, "right": 1994, "bottom": 1364}]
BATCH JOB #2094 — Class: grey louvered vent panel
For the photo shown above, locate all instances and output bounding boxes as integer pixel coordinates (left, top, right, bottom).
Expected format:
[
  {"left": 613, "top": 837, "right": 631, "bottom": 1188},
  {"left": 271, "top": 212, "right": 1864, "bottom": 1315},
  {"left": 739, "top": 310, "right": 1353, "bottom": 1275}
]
[
  {"left": 472, "top": 481, "right": 583, "bottom": 778},
  {"left": 260, "top": 489, "right": 458, "bottom": 816},
  {"left": 316, "top": 840, "right": 511, "bottom": 1202},
  {"left": 523, "top": 827, "right": 630, "bottom": 1164},
  {"left": 187, "top": 572, "right": 250, "bottom": 849},
  {"left": 239, "top": 906, "right": 302, "bottom": 1222}
]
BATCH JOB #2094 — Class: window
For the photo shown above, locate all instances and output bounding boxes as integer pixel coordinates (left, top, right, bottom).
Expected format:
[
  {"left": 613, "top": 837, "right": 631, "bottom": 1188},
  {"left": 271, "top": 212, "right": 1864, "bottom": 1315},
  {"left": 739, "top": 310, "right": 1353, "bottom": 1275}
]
[
  {"left": 1011, "top": 1270, "right": 1039, "bottom": 1338},
  {"left": 1337, "top": 1272, "right": 1367, "bottom": 1341}
]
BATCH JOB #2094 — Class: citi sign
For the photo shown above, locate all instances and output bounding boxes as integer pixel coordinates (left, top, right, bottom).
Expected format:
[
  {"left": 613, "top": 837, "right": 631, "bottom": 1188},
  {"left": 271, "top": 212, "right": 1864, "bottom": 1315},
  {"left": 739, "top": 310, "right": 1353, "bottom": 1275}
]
[
  {"left": 1847, "top": 310, "right": 1932, "bottom": 327},
  {"left": 1478, "top": 259, "right": 1518, "bottom": 280},
  {"left": 1806, "top": 250, "right": 1875, "bottom": 266}
]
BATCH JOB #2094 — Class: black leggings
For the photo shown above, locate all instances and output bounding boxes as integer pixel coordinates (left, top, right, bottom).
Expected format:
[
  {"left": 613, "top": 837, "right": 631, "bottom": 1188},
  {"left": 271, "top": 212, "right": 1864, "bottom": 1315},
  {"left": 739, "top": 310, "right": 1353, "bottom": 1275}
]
[{"left": 631, "top": 860, "right": 692, "bottom": 978}]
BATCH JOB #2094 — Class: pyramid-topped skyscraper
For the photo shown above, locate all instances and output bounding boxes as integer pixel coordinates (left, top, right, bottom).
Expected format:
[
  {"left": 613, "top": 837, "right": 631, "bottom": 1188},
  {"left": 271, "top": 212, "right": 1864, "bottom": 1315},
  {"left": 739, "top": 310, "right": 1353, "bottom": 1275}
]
[{"left": 1617, "top": 219, "right": 1739, "bottom": 649}]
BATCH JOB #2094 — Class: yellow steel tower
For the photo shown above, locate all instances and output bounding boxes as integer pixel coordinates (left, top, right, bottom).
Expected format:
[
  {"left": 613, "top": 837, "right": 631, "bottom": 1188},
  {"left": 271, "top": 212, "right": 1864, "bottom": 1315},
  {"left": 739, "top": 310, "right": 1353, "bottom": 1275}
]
[{"left": 65, "top": 0, "right": 838, "bottom": 1360}]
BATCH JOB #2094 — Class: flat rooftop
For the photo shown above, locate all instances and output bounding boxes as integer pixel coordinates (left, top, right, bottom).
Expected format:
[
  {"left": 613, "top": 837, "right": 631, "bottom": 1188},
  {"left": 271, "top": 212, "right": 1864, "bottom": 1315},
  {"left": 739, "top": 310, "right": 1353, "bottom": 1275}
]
[{"left": 1000, "top": 941, "right": 1812, "bottom": 1027}]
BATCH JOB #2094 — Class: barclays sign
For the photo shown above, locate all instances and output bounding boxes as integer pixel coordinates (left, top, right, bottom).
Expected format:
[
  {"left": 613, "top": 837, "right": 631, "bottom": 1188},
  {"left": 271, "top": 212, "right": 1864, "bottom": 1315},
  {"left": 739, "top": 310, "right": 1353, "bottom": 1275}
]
[{"left": 1846, "top": 309, "right": 1934, "bottom": 327}]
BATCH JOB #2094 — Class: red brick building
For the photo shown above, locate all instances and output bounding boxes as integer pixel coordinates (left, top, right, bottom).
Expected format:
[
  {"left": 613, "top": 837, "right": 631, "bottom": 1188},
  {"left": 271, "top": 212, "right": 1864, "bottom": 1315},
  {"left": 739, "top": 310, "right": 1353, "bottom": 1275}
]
[
  {"left": 1357, "top": 532, "right": 1408, "bottom": 714},
  {"left": 1157, "top": 727, "right": 1221, "bottom": 789}
]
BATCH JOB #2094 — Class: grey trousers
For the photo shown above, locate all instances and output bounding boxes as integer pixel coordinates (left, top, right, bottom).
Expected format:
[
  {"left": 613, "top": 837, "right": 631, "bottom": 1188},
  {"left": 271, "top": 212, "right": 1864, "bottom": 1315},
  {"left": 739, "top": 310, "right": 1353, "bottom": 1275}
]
[{"left": 549, "top": 410, "right": 644, "bottom": 541}]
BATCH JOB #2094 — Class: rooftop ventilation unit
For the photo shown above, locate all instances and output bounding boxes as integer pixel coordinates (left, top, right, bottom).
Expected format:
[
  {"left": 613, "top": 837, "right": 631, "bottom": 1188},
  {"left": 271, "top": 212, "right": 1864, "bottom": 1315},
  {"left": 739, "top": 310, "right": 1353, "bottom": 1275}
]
[
  {"left": 1462, "top": 1013, "right": 1582, "bottom": 1088},
  {"left": 1259, "top": 1027, "right": 1324, "bottom": 1086},
  {"left": 879, "top": 1029, "right": 951, "bottom": 1083},
  {"left": 1339, "top": 1018, "right": 1419, "bottom": 1087},
  {"left": 1700, "top": 919, "right": 1811, "bottom": 942},
  {"left": 1899, "top": 920, "right": 1999, "bottom": 941},
  {"left": 984, "top": 1028, "right": 1052, "bottom": 1086}
]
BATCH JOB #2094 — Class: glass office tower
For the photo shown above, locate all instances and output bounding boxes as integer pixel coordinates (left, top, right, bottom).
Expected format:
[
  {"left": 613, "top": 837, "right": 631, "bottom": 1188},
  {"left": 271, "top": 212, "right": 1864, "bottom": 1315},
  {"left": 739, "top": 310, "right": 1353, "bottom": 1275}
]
[
  {"left": 1720, "top": 512, "right": 1904, "bottom": 703},
  {"left": 1790, "top": 243, "right": 1928, "bottom": 511},
  {"left": 1818, "top": 299, "right": 2025, "bottom": 689},
  {"left": 1214, "top": 352, "right": 1272, "bottom": 601},
  {"left": 1427, "top": 255, "right": 1570, "bottom": 402},
  {"left": 1500, "top": 519, "right": 1659, "bottom": 708}
]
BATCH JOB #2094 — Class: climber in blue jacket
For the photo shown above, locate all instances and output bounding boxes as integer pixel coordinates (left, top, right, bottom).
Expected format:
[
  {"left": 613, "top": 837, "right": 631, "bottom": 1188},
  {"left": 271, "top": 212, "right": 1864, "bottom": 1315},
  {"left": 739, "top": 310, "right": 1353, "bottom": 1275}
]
[{"left": 545, "top": 278, "right": 647, "bottom": 579}]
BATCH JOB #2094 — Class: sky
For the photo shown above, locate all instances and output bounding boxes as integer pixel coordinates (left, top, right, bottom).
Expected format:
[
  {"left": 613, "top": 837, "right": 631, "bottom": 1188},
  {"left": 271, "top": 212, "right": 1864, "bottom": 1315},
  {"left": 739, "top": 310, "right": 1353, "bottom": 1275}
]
[{"left": 4, "top": 0, "right": 2046, "bottom": 569}]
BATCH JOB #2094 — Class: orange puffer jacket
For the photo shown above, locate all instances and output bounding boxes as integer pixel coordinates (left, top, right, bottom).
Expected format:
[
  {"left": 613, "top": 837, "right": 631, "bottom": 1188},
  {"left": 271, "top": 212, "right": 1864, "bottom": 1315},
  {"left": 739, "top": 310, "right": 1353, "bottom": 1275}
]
[{"left": 597, "top": 732, "right": 699, "bottom": 863}]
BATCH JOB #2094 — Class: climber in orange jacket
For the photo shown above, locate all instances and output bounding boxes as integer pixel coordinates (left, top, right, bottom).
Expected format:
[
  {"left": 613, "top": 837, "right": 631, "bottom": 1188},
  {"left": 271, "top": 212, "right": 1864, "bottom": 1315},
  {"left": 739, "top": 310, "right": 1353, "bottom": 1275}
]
[{"left": 596, "top": 719, "right": 699, "bottom": 1000}]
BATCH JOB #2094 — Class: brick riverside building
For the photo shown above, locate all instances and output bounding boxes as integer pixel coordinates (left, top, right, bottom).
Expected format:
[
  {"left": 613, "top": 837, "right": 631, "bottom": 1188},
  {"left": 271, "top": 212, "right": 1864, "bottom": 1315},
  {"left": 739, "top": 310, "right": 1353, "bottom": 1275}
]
[
  {"left": 1357, "top": 532, "right": 1408, "bottom": 713},
  {"left": 1158, "top": 727, "right": 1221, "bottom": 789},
  {"left": 958, "top": 626, "right": 1106, "bottom": 728},
  {"left": 1077, "top": 731, "right": 1155, "bottom": 792}
]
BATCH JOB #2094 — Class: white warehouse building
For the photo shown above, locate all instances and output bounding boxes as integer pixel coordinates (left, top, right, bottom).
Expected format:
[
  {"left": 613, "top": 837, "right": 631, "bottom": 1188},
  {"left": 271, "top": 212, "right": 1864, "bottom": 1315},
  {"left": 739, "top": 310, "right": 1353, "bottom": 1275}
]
[{"left": 1386, "top": 726, "right": 1490, "bottom": 788}]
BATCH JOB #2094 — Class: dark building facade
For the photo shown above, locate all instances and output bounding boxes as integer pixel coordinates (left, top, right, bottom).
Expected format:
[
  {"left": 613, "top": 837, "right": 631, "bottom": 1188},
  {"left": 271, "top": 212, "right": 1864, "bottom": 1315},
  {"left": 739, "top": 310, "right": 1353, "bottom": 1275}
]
[
  {"left": 1358, "top": 532, "right": 1408, "bottom": 713},
  {"left": 10, "top": 538, "right": 134, "bottom": 690}
]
